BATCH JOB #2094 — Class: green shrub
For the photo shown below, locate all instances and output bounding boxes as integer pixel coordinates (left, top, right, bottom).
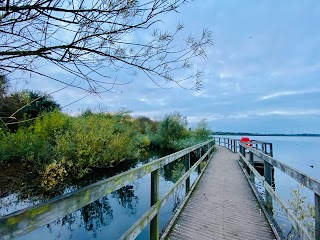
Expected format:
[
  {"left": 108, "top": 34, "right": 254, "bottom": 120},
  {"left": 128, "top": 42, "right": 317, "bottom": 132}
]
[
  {"left": 0, "top": 128, "right": 55, "bottom": 166},
  {"left": 54, "top": 114, "right": 148, "bottom": 178},
  {"left": 152, "top": 112, "right": 189, "bottom": 149}
]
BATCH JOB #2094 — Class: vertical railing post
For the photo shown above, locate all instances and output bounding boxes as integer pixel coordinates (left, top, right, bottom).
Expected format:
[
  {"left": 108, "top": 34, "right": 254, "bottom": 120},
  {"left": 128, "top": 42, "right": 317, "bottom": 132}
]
[
  {"left": 150, "top": 169, "right": 159, "bottom": 240},
  {"left": 197, "top": 148, "right": 202, "bottom": 174},
  {"left": 231, "top": 140, "right": 233, "bottom": 152},
  {"left": 204, "top": 144, "right": 208, "bottom": 161},
  {"left": 219, "top": 138, "right": 220, "bottom": 146},
  {"left": 184, "top": 153, "right": 190, "bottom": 193},
  {"left": 264, "top": 161, "right": 273, "bottom": 211},
  {"left": 236, "top": 140, "right": 240, "bottom": 152},
  {"left": 249, "top": 152, "right": 254, "bottom": 182},
  {"left": 315, "top": 193, "right": 320, "bottom": 240},
  {"left": 239, "top": 144, "right": 243, "bottom": 166},
  {"left": 269, "top": 143, "right": 273, "bottom": 157}
]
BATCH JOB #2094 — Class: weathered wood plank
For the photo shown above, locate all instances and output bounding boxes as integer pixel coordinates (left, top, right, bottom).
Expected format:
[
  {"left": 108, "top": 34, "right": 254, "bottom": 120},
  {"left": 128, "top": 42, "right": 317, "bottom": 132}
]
[
  {"left": 120, "top": 145, "right": 214, "bottom": 240},
  {"left": 167, "top": 146, "right": 276, "bottom": 240},
  {"left": 0, "top": 140, "right": 214, "bottom": 240}
]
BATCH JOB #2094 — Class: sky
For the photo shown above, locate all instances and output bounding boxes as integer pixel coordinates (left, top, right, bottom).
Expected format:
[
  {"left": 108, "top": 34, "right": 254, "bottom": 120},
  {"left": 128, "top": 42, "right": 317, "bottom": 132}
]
[{"left": 13, "top": 0, "right": 320, "bottom": 134}]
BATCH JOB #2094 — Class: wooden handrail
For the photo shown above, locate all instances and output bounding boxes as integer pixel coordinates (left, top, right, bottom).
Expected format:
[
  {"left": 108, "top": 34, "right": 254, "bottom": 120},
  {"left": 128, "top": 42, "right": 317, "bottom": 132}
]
[
  {"left": 0, "top": 139, "right": 214, "bottom": 240},
  {"left": 239, "top": 139, "right": 319, "bottom": 240},
  {"left": 214, "top": 136, "right": 319, "bottom": 240}
]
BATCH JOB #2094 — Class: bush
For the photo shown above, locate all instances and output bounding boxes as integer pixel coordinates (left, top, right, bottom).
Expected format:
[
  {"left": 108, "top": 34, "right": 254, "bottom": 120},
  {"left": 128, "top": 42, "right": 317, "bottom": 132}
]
[
  {"left": 0, "top": 127, "right": 55, "bottom": 166},
  {"left": 54, "top": 113, "right": 149, "bottom": 178},
  {"left": 149, "top": 113, "right": 212, "bottom": 150},
  {"left": 152, "top": 112, "right": 189, "bottom": 149}
]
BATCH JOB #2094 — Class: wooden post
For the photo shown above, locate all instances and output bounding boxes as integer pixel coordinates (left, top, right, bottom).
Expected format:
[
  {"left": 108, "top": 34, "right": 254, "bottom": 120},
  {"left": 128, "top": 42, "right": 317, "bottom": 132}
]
[
  {"left": 264, "top": 161, "right": 273, "bottom": 211},
  {"left": 239, "top": 145, "right": 243, "bottom": 166},
  {"left": 150, "top": 169, "right": 159, "bottom": 240},
  {"left": 197, "top": 148, "right": 202, "bottom": 174},
  {"left": 184, "top": 153, "right": 190, "bottom": 193},
  {"left": 219, "top": 138, "right": 220, "bottom": 145},
  {"left": 231, "top": 140, "right": 234, "bottom": 152},
  {"left": 269, "top": 143, "right": 273, "bottom": 157},
  {"left": 249, "top": 152, "right": 254, "bottom": 182},
  {"left": 316, "top": 193, "right": 320, "bottom": 240}
]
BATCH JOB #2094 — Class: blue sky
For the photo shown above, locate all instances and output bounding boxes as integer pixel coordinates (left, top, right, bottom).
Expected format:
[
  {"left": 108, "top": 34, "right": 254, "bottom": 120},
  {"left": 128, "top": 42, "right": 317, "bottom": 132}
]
[{"left": 15, "top": 0, "right": 320, "bottom": 133}]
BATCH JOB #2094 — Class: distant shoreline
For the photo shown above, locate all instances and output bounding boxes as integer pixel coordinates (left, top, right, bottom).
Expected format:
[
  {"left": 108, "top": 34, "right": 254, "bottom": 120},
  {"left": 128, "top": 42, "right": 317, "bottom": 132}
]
[{"left": 213, "top": 132, "right": 320, "bottom": 137}]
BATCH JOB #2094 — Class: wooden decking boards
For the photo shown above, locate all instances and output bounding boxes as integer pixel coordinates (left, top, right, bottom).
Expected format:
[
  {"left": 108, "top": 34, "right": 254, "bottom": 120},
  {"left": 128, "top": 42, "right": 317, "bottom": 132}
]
[{"left": 166, "top": 146, "right": 276, "bottom": 240}]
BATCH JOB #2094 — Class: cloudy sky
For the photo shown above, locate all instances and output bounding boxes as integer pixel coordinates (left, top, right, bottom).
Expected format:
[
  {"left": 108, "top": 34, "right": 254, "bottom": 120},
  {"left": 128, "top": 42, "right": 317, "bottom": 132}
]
[{"left": 15, "top": 0, "right": 320, "bottom": 134}]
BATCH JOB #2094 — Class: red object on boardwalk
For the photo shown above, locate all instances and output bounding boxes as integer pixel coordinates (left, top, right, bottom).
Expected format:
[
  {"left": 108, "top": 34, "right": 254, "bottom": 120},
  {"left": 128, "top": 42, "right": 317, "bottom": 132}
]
[{"left": 240, "top": 137, "right": 252, "bottom": 146}]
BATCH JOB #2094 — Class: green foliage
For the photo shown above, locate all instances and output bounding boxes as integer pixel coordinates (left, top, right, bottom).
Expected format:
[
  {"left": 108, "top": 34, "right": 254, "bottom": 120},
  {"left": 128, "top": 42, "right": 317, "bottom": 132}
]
[
  {"left": 152, "top": 112, "right": 188, "bottom": 149},
  {"left": 288, "top": 185, "right": 315, "bottom": 237},
  {"left": 0, "top": 89, "right": 60, "bottom": 131},
  {"left": 194, "top": 118, "right": 212, "bottom": 139},
  {"left": 55, "top": 113, "right": 146, "bottom": 178},
  {"left": 0, "top": 127, "right": 55, "bottom": 166},
  {"left": 0, "top": 111, "right": 68, "bottom": 166},
  {"left": 147, "top": 113, "right": 212, "bottom": 150},
  {"left": 0, "top": 108, "right": 212, "bottom": 191},
  {"left": 136, "top": 116, "right": 158, "bottom": 134}
]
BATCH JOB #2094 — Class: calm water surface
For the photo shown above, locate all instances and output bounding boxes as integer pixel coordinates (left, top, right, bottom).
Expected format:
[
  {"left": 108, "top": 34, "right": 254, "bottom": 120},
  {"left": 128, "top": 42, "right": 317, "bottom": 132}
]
[{"left": 0, "top": 150, "right": 198, "bottom": 240}]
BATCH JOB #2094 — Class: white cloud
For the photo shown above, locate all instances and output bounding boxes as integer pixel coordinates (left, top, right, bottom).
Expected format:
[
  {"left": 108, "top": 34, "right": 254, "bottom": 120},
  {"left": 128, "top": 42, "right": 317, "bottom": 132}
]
[
  {"left": 259, "top": 88, "right": 320, "bottom": 101},
  {"left": 256, "top": 110, "right": 320, "bottom": 117}
]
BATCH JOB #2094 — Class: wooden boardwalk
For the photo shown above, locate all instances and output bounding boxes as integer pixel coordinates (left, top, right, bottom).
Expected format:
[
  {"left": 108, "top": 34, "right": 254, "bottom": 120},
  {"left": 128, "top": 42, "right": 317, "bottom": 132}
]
[{"left": 167, "top": 146, "right": 276, "bottom": 240}]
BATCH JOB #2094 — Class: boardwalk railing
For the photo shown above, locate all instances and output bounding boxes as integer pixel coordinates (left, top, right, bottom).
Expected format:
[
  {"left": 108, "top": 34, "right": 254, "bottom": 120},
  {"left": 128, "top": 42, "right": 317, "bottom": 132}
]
[
  {"left": 0, "top": 139, "right": 215, "bottom": 240},
  {"left": 215, "top": 136, "right": 320, "bottom": 240},
  {"left": 213, "top": 136, "right": 273, "bottom": 156}
]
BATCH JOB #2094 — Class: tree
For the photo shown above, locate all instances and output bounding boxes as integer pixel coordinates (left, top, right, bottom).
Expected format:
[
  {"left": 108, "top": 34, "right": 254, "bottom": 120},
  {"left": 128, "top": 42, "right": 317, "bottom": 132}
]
[
  {"left": 0, "top": 75, "right": 9, "bottom": 97},
  {"left": 155, "top": 112, "right": 188, "bottom": 148},
  {"left": 194, "top": 117, "right": 211, "bottom": 139},
  {"left": 0, "top": 90, "right": 60, "bottom": 131},
  {"left": 0, "top": 0, "right": 212, "bottom": 94}
]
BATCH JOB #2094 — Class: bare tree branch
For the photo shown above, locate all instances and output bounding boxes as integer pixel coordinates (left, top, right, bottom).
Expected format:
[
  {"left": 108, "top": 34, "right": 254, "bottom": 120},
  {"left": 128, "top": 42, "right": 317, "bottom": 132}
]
[{"left": 0, "top": 0, "right": 213, "bottom": 93}]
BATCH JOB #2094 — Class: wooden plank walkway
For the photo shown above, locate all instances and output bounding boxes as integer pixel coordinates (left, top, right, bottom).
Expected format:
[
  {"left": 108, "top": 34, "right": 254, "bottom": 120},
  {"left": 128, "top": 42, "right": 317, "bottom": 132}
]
[{"left": 167, "top": 146, "right": 276, "bottom": 240}]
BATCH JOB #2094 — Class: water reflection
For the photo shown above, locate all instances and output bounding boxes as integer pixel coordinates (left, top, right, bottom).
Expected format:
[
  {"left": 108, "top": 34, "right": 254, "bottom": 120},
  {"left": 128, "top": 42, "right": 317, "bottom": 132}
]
[
  {"left": 13, "top": 149, "right": 191, "bottom": 240},
  {"left": 111, "top": 186, "right": 138, "bottom": 216}
]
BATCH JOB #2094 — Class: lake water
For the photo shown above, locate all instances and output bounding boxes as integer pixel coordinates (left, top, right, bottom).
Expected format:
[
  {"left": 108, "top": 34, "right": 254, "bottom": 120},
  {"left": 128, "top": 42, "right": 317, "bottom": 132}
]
[
  {"left": 1, "top": 136, "right": 319, "bottom": 239},
  {"left": 216, "top": 135, "right": 320, "bottom": 239},
  {"left": 1, "top": 149, "right": 199, "bottom": 240}
]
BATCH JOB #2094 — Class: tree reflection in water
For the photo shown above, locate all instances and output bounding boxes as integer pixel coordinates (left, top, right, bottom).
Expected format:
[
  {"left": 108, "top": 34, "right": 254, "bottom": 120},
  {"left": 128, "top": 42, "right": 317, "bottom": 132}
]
[
  {"left": 81, "top": 196, "right": 113, "bottom": 236},
  {"left": 112, "top": 185, "right": 138, "bottom": 216}
]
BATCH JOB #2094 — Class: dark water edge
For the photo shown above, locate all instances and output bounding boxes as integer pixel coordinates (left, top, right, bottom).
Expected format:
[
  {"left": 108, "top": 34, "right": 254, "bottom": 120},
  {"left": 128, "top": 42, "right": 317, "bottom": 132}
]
[{"left": 1, "top": 148, "right": 199, "bottom": 240}]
